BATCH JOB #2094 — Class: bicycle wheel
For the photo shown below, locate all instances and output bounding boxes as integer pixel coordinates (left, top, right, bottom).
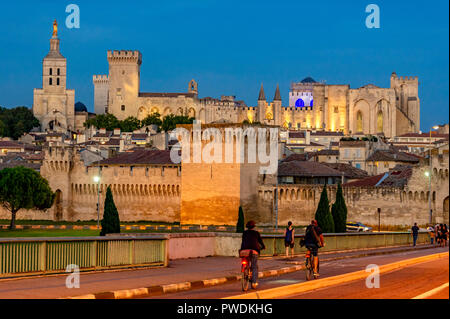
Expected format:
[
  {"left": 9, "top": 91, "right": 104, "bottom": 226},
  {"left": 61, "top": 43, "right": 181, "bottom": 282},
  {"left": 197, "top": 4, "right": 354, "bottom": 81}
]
[{"left": 241, "top": 266, "right": 250, "bottom": 291}]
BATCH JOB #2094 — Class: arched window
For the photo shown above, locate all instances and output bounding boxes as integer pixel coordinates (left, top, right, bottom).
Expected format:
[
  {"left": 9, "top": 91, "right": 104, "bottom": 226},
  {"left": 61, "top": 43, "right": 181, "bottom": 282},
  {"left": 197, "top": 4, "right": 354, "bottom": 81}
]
[
  {"left": 49, "top": 68, "right": 53, "bottom": 75},
  {"left": 57, "top": 78, "right": 60, "bottom": 86},
  {"left": 57, "top": 68, "right": 60, "bottom": 75},
  {"left": 49, "top": 78, "right": 52, "bottom": 85},
  {"left": 377, "top": 111, "right": 383, "bottom": 132},
  {"left": 356, "top": 111, "right": 363, "bottom": 132},
  {"left": 310, "top": 99, "right": 314, "bottom": 107}
]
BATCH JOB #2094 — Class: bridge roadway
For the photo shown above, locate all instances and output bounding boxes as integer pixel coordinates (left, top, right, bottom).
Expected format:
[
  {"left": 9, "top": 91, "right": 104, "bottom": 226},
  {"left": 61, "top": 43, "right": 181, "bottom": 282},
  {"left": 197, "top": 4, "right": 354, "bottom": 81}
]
[{"left": 143, "top": 246, "right": 449, "bottom": 299}]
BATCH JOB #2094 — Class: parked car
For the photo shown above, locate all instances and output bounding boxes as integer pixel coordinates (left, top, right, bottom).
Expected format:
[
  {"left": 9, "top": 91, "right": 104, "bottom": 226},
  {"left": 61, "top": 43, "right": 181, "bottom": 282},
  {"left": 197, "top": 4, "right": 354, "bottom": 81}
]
[{"left": 346, "top": 222, "right": 372, "bottom": 232}]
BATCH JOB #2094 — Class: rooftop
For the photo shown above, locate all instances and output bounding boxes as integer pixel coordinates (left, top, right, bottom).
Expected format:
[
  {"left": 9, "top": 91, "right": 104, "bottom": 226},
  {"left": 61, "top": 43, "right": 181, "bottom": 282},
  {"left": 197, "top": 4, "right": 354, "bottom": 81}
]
[
  {"left": 278, "top": 161, "right": 343, "bottom": 177},
  {"left": 366, "top": 150, "right": 420, "bottom": 163},
  {"left": 97, "top": 149, "right": 177, "bottom": 166}
]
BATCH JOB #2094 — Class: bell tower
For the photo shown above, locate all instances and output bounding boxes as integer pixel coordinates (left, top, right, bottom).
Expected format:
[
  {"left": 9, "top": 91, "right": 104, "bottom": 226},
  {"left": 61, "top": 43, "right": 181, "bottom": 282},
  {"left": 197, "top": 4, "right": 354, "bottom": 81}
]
[{"left": 33, "top": 20, "right": 75, "bottom": 132}]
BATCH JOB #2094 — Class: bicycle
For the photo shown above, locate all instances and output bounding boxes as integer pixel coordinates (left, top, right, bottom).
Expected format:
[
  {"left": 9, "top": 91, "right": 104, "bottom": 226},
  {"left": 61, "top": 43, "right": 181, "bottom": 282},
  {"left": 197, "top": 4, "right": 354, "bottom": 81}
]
[
  {"left": 304, "top": 248, "right": 320, "bottom": 281},
  {"left": 239, "top": 249, "right": 254, "bottom": 292}
]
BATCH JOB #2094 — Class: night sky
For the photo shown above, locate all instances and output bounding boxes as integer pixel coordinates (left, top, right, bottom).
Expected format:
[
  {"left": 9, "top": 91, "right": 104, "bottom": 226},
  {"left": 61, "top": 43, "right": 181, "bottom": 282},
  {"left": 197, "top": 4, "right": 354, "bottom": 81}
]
[{"left": 0, "top": 0, "right": 448, "bottom": 131}]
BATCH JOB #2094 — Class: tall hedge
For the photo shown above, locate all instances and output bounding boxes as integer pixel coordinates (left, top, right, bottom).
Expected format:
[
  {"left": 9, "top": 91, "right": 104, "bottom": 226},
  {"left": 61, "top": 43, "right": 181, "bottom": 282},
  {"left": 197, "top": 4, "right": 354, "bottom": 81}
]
[
  {"left": 100, "top": 187, "right": 120, "bottom": 236},
  {"left": 332, "top": 183, "right": 348, "bottom": 233},
  {"left": 315, "top": 184, "right": 335, "bottom": 233}
]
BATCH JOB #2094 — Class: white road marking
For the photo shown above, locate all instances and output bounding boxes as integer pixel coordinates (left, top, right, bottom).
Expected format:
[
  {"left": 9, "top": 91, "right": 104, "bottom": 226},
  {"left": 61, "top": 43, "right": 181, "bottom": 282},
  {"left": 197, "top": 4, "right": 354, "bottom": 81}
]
[{"left": 411, "top": 282, "right": 449, "bottom": 299}]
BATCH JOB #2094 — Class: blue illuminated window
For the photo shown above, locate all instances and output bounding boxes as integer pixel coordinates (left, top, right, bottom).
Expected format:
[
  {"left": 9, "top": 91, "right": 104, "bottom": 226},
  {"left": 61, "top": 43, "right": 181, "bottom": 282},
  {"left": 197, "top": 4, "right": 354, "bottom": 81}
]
[
  {"left": 295, "top": 99, "right": 305, "bottom": 108},
  {"left": 310, "top": 99, "right": 314, "bottom": 107}
]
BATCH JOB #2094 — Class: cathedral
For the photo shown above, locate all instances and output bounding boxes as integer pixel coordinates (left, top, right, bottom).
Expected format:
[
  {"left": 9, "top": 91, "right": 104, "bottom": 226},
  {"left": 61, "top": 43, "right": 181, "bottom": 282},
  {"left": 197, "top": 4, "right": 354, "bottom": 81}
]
[{"left": 34, "top": 21, "right": 421, "bottom": 138}]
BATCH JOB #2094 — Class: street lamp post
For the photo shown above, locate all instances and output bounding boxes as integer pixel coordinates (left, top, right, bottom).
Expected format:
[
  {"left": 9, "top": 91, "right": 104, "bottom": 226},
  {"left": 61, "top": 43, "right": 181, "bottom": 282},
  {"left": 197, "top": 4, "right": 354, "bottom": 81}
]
[
  {"left": 377, "top": 208, "right": 381, "bottom": 232},
  {"left": 94, "top": 173, "right": 101, "bottom": 229},
  {"left": 427, "top": 126, "right": 439, "bottom": 224},
  {"left": 274, "top": 175, "right": 279, "bottom": 231}
]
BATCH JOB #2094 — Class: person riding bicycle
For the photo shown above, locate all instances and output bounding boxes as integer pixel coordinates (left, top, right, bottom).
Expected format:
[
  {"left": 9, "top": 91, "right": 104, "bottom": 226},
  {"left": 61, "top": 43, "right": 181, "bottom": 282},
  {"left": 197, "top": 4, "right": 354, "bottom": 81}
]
[
  {"left": 240, "top": 220, "right": 265, "bottom": 289},
  {"left": 304, "top": 220, "right": 324, "bottom": 277}
]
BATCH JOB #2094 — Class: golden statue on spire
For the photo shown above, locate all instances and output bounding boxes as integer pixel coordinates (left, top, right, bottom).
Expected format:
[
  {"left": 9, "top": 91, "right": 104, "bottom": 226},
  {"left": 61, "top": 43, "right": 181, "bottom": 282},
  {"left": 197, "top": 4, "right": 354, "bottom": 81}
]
[{"left": 52, "top": 19, "right": 58, "bottom": 37}]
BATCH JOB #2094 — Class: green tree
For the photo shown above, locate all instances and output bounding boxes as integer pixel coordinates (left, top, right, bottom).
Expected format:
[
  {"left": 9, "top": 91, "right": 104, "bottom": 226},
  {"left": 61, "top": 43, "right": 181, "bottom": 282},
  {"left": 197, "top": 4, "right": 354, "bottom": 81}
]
[
  {"left": 236, "top": 206, "right": 245, "bottom": 233},
  {"left": 100, "top": 186, "right": 120, "bottom": 236},
  {"left": 83, "top": 114, "right": 121, "bottom": 131},
  {"left": 120, "top": 116, "right": 141, "bottom": 132},
  {"left": 0, "top": 166, "right": 55, "bottom": 230},
  {"left": 141, "top": 112, "right": 162, "bottom": 130},
  {"left": 161, "top": 114, "right": 194, "bottom": 132},
  {"left": 331, "top": 183, "right": 348, "bottom": 233},
  {"left": 314, "top": 184, "right": 335, "bottom": 233},
  {"left": 0, "top": 106, "right": 40, "bottom": 139}
]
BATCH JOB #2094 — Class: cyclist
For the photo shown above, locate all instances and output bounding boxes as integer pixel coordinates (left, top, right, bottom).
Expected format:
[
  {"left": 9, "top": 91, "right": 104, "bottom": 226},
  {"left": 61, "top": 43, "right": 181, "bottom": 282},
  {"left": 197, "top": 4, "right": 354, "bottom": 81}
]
[
  {"left": 240, "top": 220, "right": 265, "bottom": 289},
  {"left": 304, "top": 220, "right": 324, "bottom": 277}
]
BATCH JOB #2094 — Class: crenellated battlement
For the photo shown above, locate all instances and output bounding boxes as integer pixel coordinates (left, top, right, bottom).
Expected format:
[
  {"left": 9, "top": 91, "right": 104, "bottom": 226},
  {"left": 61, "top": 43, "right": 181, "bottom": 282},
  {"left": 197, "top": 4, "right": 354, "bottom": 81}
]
[
  {"left": 41, "top": 146, "right": 74, "bottom": 173},
  {"left": 92, "top": 74, "right": 109, "bottom": 83},
  {"left": 391, "top": 75, "right": 419, "bottom": 84},
  {"left": 107, "top": 50, "right": 142, "bottom": 64}
]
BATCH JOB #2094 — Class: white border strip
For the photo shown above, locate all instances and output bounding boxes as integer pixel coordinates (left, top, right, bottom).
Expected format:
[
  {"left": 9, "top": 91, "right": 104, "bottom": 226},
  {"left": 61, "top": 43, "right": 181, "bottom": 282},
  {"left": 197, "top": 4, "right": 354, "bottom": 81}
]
[{"left": 411, "top": 282, "right": 449, "bottom": 299}]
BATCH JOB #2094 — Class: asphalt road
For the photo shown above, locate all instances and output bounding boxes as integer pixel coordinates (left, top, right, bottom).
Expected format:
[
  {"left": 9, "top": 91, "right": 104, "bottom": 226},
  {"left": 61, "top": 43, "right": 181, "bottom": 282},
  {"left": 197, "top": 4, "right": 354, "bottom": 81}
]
[
  {"left": 284, "top": 256, "right": 448, "bottom": 299},
  {"left": 144, "top": 246, "right": 449, "bottom": 299}
]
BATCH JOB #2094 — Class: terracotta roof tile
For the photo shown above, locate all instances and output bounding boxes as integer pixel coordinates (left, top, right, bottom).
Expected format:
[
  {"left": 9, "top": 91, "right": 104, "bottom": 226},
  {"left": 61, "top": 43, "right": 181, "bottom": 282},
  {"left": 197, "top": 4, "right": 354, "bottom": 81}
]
[
  {"left": 98, "top": 149, "right": 177, "bottom": 166},
  {"left": 322, "top": 163, "right": 369, "bottom": 179},
  {"left": 278, "top": 161, "right": 343, "bottom": 177}
]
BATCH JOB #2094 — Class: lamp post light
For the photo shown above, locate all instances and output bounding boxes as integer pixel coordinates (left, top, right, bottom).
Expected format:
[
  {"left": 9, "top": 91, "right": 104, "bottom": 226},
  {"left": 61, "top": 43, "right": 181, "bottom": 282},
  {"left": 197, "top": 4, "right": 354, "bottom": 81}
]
[
  {"left": 377, "top": 208, "right": 381, "bottom": 232},
  {"left": 427, "top": 125, "right": 440, "bottom": 224},
  {"left": 94, "top": 175, "right": 101, "bottom": 229}
]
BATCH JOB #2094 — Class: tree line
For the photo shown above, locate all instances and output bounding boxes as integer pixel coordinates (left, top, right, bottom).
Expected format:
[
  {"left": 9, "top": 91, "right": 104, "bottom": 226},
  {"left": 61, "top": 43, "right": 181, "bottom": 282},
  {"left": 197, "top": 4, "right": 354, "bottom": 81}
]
[
  {"left": 0, "top": 106, "right": 40, "bottom": 140},
  {"left": 84, "top": 113, "right": 195, "bottom": 133}
]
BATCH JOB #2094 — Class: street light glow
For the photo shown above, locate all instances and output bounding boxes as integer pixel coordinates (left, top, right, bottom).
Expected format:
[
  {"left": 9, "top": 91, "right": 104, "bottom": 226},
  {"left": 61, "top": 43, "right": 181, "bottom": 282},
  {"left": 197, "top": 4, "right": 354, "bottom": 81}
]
[
  {"left": 93, "top": 176, "right": 100, "bottom": 183},
  {"left": 424, "top": 171, "right": 430, "bottom": 177},
  {"left": 432, "top": 125, "right": 439, "bottom": 130}
]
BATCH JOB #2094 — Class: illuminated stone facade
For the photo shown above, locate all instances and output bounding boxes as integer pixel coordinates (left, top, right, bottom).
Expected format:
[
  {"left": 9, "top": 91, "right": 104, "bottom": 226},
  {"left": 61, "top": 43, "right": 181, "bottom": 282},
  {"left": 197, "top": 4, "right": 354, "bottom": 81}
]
[{"left": 94, "top": 50, "right": 420, "bottom": 139}]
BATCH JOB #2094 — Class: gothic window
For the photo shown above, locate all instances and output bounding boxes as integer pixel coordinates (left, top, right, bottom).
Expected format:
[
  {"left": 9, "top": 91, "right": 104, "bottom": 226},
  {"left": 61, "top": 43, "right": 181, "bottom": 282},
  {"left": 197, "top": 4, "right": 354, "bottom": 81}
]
[
  {"left": 356, "top": 111, "right": 363, "bottom": 132},
  {"left": 377, "top": 111, "right": 383, "bottom": 132}
]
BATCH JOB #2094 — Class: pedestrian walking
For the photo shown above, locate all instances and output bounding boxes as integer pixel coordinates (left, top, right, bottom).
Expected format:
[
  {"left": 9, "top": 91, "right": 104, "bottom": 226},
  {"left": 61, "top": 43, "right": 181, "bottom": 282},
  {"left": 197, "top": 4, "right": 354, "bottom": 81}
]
[
  {"left": 411, "top": 223, "right": 419, "bottom": 247},
  {"left": 284, "top": 221, "right": 295, "bottom": 258},
  {"left": 428, "top": 225, "right": 435, "bottom": 245},
  {"left": 441, "top": 224, "right": 448, "bottom": 247},
  {"left": 435, "top": 225, "right": 441, "bottom": 246}
]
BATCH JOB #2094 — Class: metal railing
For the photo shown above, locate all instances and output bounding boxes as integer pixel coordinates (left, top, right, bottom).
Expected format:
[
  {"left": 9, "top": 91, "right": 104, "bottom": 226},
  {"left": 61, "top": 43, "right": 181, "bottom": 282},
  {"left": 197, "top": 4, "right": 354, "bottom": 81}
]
[
  {"left": 260, "top": 231, "right": 430, "bottom": 256},
  {"left": 0, "top": 235, "right": 168, "bottom": 278}
]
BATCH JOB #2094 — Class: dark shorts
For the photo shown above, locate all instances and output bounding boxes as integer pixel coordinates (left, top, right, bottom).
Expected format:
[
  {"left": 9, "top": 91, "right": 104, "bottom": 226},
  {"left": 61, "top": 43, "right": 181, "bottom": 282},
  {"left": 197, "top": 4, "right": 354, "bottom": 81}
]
[
  {"left": 305, "top": 243, "right": 319, "bottom": 257},
  {"left": 284, "top": 241, "right": 294, "bottom": 248}
]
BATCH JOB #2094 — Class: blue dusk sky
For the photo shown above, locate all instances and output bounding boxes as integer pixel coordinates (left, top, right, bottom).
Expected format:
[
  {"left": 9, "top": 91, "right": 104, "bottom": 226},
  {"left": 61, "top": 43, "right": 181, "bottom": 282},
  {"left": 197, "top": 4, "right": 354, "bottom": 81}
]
[{"left": 0, "top": 0, "right": 448, "bottom": 131}]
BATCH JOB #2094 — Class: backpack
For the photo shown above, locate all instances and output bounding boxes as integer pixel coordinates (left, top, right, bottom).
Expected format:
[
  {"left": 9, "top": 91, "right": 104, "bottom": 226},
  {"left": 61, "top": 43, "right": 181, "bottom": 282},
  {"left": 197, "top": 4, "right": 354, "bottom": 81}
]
[{"left": 303, "top": 225, "right": 321, "bottom": 246}]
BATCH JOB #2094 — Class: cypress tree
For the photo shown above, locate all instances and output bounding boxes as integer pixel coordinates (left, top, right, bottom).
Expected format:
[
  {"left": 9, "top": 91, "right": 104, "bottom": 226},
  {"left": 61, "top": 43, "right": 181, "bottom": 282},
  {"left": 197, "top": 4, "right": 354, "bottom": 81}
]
[
  {"left": 100, "top": 186, "right": 120, "bottom": 236},
  {"left": 314, "top": 184, "right": 335, "bottom": 233},
  {"left": 332, "top": 183, "right": 348, "bottom": 233},
  {"left": 236, "top": 206, "right": 245, "bottom": 233}
]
